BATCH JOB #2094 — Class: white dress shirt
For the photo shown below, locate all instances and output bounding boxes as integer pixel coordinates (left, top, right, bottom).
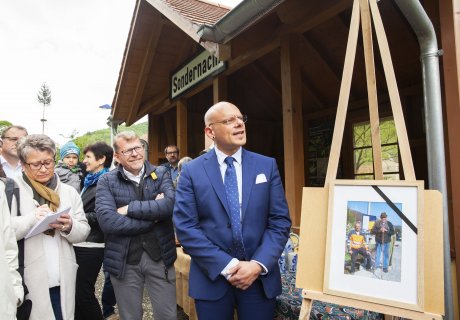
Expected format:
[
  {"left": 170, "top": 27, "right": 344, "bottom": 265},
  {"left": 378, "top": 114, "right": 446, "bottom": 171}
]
[{"left": 214, "top": 146, "right": 268, "bottom": 278}]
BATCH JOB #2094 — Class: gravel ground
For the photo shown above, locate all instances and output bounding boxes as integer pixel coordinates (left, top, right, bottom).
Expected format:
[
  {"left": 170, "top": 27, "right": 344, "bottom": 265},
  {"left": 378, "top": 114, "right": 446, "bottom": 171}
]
[{"left": 95, "top": 271, "right": 189, "bottom": 320}]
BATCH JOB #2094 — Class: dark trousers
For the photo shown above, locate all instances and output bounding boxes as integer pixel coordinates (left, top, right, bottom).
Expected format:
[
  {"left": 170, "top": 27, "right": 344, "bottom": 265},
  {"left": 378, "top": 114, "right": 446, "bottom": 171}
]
[
  {"left": 102, "top": 271, "right": 117, "bottom": 318},
  {"left": 351, "top": 247, "right": 371, "bottom": 272},
  {"left": 75, "top": 246, "right": 104, "bottom": 320},
  {"left": 50, "top": 286, "right": 63, "bottom": 320},
  {"left": 195, "top": 280, "right": 276, "bottom": 320}
]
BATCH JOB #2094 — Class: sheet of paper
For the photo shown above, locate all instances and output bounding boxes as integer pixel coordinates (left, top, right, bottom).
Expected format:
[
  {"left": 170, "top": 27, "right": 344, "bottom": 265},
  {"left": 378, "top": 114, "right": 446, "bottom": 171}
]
[{"left": 25, "top": 207, "right": 71, "bottom": 239}]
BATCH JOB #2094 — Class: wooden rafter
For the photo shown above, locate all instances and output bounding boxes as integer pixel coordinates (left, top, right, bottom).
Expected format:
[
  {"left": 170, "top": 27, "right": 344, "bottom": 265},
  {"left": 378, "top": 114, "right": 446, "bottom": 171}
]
[
  {"left": 300, "top": 74, "right": 325, "bottom": 110},
  {"left": 336, "top": 10, "right": 386, "bottom": 84},
  {"left": 126, "top": 19, "right": 164, "bottom": 125},
  {"left": 302, "top": 34, "right": 360, "bottom": 99},
  {"left": 278, "top": 0, "right": 352, "bottom": 34}
]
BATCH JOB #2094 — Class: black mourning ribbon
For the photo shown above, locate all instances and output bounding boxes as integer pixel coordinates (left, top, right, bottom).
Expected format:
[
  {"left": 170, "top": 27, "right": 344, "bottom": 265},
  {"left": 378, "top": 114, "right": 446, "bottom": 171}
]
[{"left": 371, "top": 185, "right": 418, "bottom": 235}]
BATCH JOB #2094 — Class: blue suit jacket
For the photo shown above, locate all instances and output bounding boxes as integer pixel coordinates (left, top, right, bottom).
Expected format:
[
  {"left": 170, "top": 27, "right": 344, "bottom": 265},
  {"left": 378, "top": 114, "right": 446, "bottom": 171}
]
[{"left": 173, "top": 148, "right": 291, "bottom": 300}]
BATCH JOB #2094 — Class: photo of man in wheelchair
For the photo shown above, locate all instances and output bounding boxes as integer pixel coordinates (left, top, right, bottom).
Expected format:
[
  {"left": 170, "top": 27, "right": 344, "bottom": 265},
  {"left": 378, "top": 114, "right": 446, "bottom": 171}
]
[{"left": 346, "top": 221, "right": 372, "bottom": 274}]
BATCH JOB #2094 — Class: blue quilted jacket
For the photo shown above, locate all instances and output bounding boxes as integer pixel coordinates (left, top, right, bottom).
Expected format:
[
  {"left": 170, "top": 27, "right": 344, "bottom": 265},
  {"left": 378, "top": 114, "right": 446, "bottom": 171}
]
[{"left": 95, "top": 162, "right": 176, "bottom": 279}]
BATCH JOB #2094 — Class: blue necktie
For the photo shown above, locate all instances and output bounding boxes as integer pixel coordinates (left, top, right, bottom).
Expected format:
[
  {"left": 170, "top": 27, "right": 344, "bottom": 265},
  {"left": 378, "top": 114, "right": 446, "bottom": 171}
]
[{"left": 224, "top": 156, "right": 246, "bottom": 260}]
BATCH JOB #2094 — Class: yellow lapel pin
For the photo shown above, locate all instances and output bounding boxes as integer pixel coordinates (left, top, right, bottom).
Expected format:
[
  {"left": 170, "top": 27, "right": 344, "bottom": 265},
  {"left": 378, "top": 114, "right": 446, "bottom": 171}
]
[{"left": 150, "top": 172, "right": 158, "bottom": 180}]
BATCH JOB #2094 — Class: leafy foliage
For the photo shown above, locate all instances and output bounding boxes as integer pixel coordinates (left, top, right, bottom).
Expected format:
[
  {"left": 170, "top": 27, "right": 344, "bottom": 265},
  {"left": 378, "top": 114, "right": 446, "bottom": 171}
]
[
  {"left": 37, "top": 83, "right": 52, "bottom": 106},
  {"left": 37, "top": 82, "right": 52, "bottom": 134},
  {"left": 0, "top": 120, "right": 13, "bottom": 134},
  {"left": 352, "top": 118, "right": 399, "bottom": 179}
]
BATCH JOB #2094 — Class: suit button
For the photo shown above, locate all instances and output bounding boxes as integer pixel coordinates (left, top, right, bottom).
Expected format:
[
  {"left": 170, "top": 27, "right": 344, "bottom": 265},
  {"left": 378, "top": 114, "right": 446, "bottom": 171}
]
[
  {"left": 227, "top": 248, "right": 232, "bottom": 253},
  {"left": 227, "top": 222, "right": 231, "bottom": 228}
]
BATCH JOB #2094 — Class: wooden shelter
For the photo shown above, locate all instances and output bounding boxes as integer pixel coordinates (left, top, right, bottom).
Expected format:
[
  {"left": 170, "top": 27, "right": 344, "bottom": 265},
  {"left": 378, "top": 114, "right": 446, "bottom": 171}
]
[{"left": 110, "top": 0, "right": 460, "bottom": 313}]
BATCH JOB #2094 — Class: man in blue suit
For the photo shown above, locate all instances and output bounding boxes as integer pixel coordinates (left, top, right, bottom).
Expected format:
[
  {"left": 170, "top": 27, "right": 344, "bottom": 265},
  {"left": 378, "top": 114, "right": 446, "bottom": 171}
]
[{"left": 173, "top": 101, "right": 291, "bottom": 319}]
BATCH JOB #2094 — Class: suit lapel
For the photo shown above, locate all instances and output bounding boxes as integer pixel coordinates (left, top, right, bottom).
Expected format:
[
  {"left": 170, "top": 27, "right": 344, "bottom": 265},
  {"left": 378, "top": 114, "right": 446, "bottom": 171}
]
[
  {"left": 241, "top": 149, "right": 256, "bottom": 220},
  {"left": 203, "top": 150, "right": 230, "bottom": 215}
]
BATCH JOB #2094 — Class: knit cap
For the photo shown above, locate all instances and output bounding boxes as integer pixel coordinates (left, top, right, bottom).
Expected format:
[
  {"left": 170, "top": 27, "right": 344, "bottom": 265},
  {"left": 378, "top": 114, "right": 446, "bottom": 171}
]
[{"left": 60, "top": 141, "right": 80, "bottom": 159}]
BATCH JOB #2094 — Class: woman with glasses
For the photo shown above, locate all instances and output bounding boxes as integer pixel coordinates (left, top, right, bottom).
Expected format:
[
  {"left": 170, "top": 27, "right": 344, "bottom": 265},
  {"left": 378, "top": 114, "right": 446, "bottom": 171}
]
[
  {"left": 10, "top": 134, "right": 90, "bottom": 320},
  {"left": 74, "top": 142, "right": 113, "bottom": 320}
]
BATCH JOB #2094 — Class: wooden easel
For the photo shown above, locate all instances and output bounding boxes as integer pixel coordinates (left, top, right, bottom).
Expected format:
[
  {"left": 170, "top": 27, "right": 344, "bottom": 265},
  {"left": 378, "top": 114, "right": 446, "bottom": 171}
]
[{"left": 295, "top": 0, "right": 444, "bottom": 319}]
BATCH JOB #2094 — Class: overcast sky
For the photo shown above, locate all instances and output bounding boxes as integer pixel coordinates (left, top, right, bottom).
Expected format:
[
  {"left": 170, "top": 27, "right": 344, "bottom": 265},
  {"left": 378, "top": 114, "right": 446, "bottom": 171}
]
[{"left": 0, "top": 0, "right": 242, "bottom": 146}]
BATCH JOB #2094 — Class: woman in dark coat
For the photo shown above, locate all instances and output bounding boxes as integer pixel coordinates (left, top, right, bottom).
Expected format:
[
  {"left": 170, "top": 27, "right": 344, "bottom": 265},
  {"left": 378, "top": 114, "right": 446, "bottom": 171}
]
[{"left": 74, "top": 142, "right": 113, "bottom": 320}]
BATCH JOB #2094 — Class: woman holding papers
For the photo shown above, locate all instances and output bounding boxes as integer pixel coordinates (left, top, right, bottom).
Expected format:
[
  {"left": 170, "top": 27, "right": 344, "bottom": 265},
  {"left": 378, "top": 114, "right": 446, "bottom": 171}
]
[
  {"left": 10, "top": 134, "right": 90, "bottom": 320},
  {"left": 74, "top": 142, "right": 113, "bottom": 320}
]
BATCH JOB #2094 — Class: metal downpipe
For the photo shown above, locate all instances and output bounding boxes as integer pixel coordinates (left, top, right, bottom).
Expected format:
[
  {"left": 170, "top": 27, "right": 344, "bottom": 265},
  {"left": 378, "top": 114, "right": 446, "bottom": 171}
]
[{"left": 393, "top": 0, "right": 453, "bottom": 318}]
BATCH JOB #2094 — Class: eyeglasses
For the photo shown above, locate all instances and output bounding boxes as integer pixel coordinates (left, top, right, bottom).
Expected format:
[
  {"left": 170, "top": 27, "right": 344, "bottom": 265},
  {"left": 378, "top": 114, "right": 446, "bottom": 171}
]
[
  {"left": 2, "top": 136, "right": 21, "bottom": 142},
  {"left": 25, "top": 159, "right": 55, "bottom": 171},
  {"left": 208, "top": 115, "right": 247, "bottom": 127},
  {"left": 165, "top": 151, "right": 178, "bottom": 155},
  {"left": 120, "top": 145, "right": 144, "bottom": 156}
]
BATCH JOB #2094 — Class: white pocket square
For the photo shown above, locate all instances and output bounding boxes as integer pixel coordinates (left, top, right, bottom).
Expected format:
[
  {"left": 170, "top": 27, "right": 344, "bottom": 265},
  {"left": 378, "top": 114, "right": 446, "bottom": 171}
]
[{"left": 255, "top": 173, "right": 267, "bottom": 184}]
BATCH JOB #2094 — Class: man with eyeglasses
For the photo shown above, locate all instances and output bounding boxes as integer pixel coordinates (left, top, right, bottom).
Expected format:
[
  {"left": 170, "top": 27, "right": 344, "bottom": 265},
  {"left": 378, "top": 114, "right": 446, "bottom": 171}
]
[
  {"left": 174, "top": 101, "right": 291, "bottom": 320},
  {"left": 0, "top": 126, "right": 28, "bottom": 178},
  {"left": 162, "top": 145, "right": 180, "bottom": 183},
  {"left": 95, "top": 131, "right": 177, "bottom": 320}
]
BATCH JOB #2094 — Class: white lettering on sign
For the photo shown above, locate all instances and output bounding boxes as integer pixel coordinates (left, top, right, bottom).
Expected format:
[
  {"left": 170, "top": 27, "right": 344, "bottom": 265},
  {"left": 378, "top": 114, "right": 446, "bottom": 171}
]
[{"left": 171, "top": 50, "right": 226, "bottom": 99}]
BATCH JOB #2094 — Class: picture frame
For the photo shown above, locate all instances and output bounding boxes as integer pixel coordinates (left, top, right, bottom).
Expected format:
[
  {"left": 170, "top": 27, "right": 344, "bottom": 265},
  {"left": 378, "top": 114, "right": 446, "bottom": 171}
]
[{"left": 323, "top": 180, "right": 424, "bottom": 311}]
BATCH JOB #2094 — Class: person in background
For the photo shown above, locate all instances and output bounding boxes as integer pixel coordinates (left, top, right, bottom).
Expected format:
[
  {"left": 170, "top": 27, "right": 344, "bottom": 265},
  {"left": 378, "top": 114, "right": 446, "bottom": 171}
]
[
  {"left": 371, "top": 212, "right": 394, "bottom": 273},
  {"left": 10, "top": 134, "right": 90, "bottom": 320},
  {"left": 0, "top": 126, "right": 28, "bottom": 178},
  {"left": 0, "top": 176, "right": 24, "bottom": 320},
  {"left": 174, "top": 102, "right": 291, "bottom": 320},
  {"left": 74, "top": 142, "right": 113, "bottom": 320},
  {"left": 162, "top": 145, "right": 179, "bottom": 182},
  {"left": 173, "top": 156, "right": 192, "bottom": 188},
  {"left": 0, "top": 159, "right": 6, "bottom": 178},
  {"left": 96, "top": 131, "right": 177, "bottom": 320},
  {"left": 55, "top": 141, "right": 83, "bottom": 192}
]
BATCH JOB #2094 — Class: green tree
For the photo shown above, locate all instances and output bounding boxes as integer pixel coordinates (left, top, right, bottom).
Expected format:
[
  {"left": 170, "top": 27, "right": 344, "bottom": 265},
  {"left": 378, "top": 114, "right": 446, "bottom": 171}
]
[
  {"left": 37, "top": 82, "right": 52, "bottom": 134},
  {"left": 353, "top": 118, "right": 399, "bottom": 179},
  {"left": 70, "top": 122, "right": 148, "bottom": 160},
  {"left": 0, "top": 120, "right": 13, "bottom": 134}
]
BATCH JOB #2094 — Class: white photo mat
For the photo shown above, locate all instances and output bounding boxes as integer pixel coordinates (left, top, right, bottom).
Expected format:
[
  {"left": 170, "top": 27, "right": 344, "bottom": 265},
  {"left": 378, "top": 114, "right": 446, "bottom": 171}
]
[{"left": 324, "top": 180, "right": 424, "bottom": 311}]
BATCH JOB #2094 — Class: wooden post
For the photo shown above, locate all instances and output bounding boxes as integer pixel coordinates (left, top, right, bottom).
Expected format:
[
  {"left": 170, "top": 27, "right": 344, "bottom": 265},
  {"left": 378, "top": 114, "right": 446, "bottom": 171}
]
[
  {"left": 360, "top": 0, "right": 383, "bottom": 179},
  {"left": 148, "top": 114, "right": 160, "bottom": 165},
  {"left": 213, "top": 76, "right": 227, "bottom": 103},
  {"left": 281, "top": 33, "right": 305, "bottom": 227},
  {"left": 439, "top": 0, "right": 460, "bottom": 310},
  {"left": 207, "top": 76, "right": 228, "bottom": 149},
  {"left": 177, "top": 99, "right": 188, "bottom": 157}
]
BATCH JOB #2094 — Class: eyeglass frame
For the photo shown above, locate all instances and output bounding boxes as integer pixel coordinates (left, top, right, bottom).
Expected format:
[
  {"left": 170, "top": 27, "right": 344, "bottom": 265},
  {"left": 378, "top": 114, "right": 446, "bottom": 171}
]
[
  {"left": 2, "top": 136, "right": 21, "bottom": 142},
  {"left": 207, "top": 114, "right": 247, "bottom": 127},
  {"left": 165, "top": 151, "right": 178, "bottom": 155},
  {"left": 24, "top": 159, "right": 55, "bottom": 171},
  {"left": 119, "top": 145, "right": 144, "bottom": 156}
]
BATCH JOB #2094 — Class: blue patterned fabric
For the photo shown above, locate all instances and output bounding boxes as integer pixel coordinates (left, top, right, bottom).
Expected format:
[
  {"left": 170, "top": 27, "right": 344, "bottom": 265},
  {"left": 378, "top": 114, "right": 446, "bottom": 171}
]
[
  {"left": 81, "top": 167, "right": 109, "bottom": 194},
  {"left": 224, "top": 156, "right": 245, "bottom": 260},
  {"left": 275, "top": 272, "right": 384, "bottom": 320}
]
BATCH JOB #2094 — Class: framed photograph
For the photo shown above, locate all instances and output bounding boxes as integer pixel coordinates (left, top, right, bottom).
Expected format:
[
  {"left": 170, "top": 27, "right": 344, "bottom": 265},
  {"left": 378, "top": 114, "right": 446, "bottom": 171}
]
[{"left": 324, "top": 180, "right": 424, "bottom": 311}]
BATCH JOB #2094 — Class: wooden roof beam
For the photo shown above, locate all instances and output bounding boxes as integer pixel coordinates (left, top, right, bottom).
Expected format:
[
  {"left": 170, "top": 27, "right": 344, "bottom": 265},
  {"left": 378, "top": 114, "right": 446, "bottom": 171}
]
[
  {"left": 277, "top": 0, "right": 353, "bottom": 34},
  {"left": 301, "top": 34, "right": 360, "bottom": 101},
  {"left": 126, "top": 21, "right": 164, "bottom": 125},
  {"left": 251, "top": 62, "right": 281, "bottom": 98},
  {"left": 225, "top": 0, "right": 352, "bottom": 79},
  {"left": 305, "top": 84, "right": 421, "bottom": 120},
  {"left": 144, "top": 0, "right": 229, "bottom": 60},
  {"left": 300, "top": 74, "right": 326, "bottom": 110},
  {"left": 336, "top": 11, "right": 386, "bottom": 83}
]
